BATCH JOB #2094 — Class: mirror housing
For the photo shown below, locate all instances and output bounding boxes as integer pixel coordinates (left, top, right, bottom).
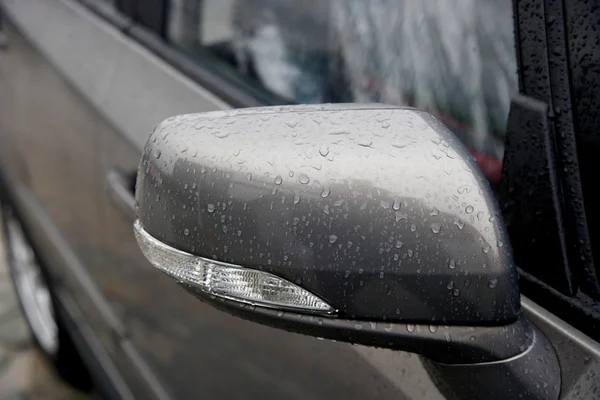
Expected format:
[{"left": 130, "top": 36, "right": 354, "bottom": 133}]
[{"left": 135, "top": 104, "right": 526, "bottom": 364}]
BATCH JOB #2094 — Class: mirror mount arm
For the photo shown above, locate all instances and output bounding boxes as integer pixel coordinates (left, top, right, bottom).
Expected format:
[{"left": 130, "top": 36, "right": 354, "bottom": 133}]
[
  {"left": 425, "top": 324, "right": 561, "bottom": 400},
  {"left": 187, "top": 288, "right": 560, "bottom": 399},
  {"left": 183, "top": 285, "right": 548, "bottom": 365}
]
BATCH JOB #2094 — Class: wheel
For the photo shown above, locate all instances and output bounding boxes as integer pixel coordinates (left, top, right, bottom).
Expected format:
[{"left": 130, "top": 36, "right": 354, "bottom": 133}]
[{"left": 1, "top": 203, "right": 93, "bottom": 392}]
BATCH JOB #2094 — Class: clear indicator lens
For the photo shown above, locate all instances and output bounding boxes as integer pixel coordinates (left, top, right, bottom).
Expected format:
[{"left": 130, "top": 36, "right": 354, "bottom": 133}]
[{"left": 134, "top": 221, "right": 333, "bottom": 313}]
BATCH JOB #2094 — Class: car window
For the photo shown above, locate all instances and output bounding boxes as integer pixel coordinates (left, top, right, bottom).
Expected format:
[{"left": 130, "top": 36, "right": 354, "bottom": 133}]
[{"left": 166, "top": 0, "right": 518, "bottom": 185}]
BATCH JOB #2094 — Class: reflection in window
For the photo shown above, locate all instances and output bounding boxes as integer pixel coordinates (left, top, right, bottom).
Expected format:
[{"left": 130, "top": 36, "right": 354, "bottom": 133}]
[{"left": 167, "top": 0, "right": 517, "bottom": 183}]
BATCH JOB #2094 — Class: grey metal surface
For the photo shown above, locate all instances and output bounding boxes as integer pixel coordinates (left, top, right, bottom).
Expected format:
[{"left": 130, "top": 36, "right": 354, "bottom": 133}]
[
  {"left": 523, "top": 297, "right": 600, "bottom": 400},
  {"left": 425, "top": 325, "right": 560, "bottom": 400},
  {"left": 137, "top": 105, "right": 519, "bottom": 324},
  {"left": 0, "top": 11, "right": 167, "bottom": 400}
]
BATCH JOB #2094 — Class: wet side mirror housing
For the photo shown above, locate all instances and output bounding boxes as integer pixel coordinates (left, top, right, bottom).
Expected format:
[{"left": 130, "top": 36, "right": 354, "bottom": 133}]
[{"left": 133, "top": 105, "right": 558, "bottom": 389}]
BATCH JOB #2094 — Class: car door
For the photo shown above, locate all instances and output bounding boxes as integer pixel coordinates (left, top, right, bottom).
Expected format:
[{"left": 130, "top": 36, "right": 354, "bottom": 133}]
[
  {"left": 92, "top": 0, "right": 527, "bottom": 399},
  {"left": 0, "top": 0, "right": 125, "bottom": 380},
  {"left": 0, "top": 0, "right": 179, "bottom": 398}
]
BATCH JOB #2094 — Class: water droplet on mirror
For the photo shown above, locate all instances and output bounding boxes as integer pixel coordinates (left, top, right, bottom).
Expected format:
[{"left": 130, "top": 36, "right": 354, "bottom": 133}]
[
  {"left": 488, "top": 279, "right": 498, "bottom": 288},
  {"left": 430, "top": 207, "right": 440, "bottom": 216},
  {"left": 277, "top": 311, "right": 284, "bottom": 317},
  {"left": 207, "top": 204, "right": 215, "bottom": 213},
  {"left": 355, "top": 323, "right": 363, "bottom": 330},
  {"left": 395, "top": 240, "right": 403, "bottom": 249},
  {"left": 406, "top": 324, "right": 416, "bottom": 333},
  {"left": 453, "top": 288, "right": 460, "bottom": 296},
  {"left": 358, "top": 140, "right": 373, "bottom": 148},
  {"left": 369, "top": 322, "right": 377, "bottom": 329},
  {"left": 329, "top": 234, "right": 338, "bottom": 244},
  {"left": 329, "top": 129, "right": 349, "bottom": 136},
  {"left": 448, "top": 260, "right": 456, "bottom": 269},
  {"left": 465, "top": 205, "right": 474, "bottom": 214},
  {"left": 482, "top": 244, "right": 491, "bottom": 253},
  {"left": 519, "top": 344, "right": 527, "bottom": 352},
  {"left": 293, "top": 192, "right": 301, "bottom": 204},
  {"left": 298, "top": 173, "right": 310, "bottom": 184},
  {"left": 286, "top": 120, "right": 298, "bottom": 128},
  {"left": 430, "top": 223, "right": 442, "bottom": 234},
  {"left": 392, "top": 198, "right": 401, "bottom": 211},
  {"left": 410, "top": 224, "right": 417, "bottom": 232},
  {"left": 429, "top": 325, "right": 438, "bottom": 333},
  {"left": 320, "top": 186, "right": 330, "bottom": 198},
  {"left": 245, "top": 172, "right": 252, "bottom": 180},
  {"left": 457, "top": 185, "right": 471, "bottom": 194},
  {"left": 470, "top": 336, "right": 476, "bottom": 341},
  {"left": 497, "top": 240, "right": 504, "bottom": 247},
  {"left": 319, "top": 146, "right": 330, "bottom": 157},
  {"left": 454, "top": 219, "right": 465, "bottom": 229},
  {"left": 447, "top": 281, "right": 455, "bottom": 290},
  {"left": 154, "top": 149, "right": 161, "bottom": 159},
  {"left": 395, "top": 212, "right": 408, "bottom": 222},
  {"left": 184, "top": 228, "right": 189, "bottom": 236},
  {"left": 274, "top": 175, "right": 283, "bottom": 185}
]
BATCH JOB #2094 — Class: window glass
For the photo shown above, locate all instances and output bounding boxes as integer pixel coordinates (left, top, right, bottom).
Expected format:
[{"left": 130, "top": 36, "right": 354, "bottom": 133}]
[{"left": 167, "top": 0, "right": 518, "bottom": 183}]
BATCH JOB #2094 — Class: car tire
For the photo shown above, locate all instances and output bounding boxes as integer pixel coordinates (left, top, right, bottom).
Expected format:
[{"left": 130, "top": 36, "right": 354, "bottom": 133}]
[{"left": 0, "top": 203, "right": 93, "bottom": 392}]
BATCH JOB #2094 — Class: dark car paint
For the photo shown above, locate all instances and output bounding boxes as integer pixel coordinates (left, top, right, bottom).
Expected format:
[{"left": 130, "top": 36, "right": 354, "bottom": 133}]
[{"left": 0, "top": 0, "right": 600, "bottom": 399}]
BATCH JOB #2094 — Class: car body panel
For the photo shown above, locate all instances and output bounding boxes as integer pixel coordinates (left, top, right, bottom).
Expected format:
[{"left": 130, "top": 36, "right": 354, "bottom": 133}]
[
  {"left": 0, "top": 10, "right": 160, "bottom": 399},
  {"left": 0, "top": 0, "right": 599, "bottom": 399}
]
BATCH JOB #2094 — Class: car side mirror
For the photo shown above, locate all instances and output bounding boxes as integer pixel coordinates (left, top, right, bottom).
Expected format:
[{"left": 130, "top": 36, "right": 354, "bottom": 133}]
[{"left": 133, "top": 104, "right": 559, "bottom": 399}]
